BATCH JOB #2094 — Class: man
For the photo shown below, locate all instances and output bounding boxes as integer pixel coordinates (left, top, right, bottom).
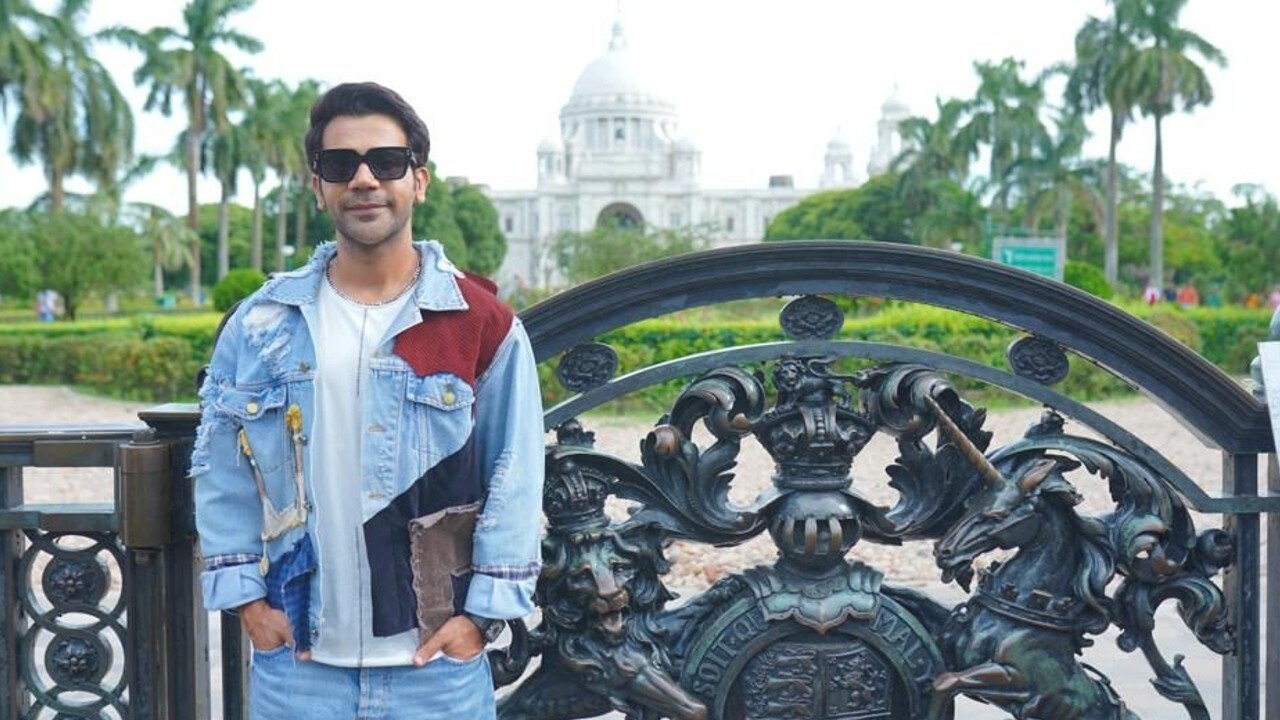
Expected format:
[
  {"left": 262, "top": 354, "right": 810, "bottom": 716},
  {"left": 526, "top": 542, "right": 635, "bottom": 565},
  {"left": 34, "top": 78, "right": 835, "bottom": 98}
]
[{"left": 191, "top": 82, "right": 543, "bottom": 719}]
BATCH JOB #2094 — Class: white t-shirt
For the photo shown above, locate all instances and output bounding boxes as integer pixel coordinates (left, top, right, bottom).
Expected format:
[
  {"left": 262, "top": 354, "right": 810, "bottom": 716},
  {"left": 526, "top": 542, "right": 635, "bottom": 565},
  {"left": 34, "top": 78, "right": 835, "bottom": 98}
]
[{"left": 308, "top": 275, "right": 420, "bottom": 666}]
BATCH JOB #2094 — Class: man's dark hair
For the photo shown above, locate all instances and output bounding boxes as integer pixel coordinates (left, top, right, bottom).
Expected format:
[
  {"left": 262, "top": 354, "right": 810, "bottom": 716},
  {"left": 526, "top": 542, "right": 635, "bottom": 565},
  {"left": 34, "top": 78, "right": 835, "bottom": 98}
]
[{"left": 305, "top": 82, "right": 430, "bottom": 168}]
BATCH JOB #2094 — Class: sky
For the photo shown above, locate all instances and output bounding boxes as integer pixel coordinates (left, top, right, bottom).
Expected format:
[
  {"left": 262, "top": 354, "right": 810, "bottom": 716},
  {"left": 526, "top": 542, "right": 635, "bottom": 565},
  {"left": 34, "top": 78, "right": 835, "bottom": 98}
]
[{"left": 2, "top": 0, "right": 1277, "bottom": 214}]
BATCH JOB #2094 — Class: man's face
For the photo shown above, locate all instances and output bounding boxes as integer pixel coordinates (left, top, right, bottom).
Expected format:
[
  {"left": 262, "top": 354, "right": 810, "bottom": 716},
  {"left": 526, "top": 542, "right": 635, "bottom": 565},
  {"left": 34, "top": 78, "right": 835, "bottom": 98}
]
[{"left": 311, "top": 114, "right": 429, "bottom": 249}]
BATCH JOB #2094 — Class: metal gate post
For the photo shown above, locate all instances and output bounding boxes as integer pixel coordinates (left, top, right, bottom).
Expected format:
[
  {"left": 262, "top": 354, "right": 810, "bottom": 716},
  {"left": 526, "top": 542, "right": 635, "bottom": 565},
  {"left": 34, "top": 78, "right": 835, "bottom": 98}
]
[
  {"left": 1267, "top": 455, "right": 1279, "bottom": 720},
  {"left": 138, "top": 407, "right": 208, "bottom": 720},
  {"left": 120, "top": 423, "right": 207, "bottom": 720},
  {"left": 0, "top": 467, "right": 24, "bottom": 720},
  {"left": 119, "top": 429, "right": 173, "bottom": 720},
  {"left": 1222, "top": 452, "right": 1260, "bottom": 720}
]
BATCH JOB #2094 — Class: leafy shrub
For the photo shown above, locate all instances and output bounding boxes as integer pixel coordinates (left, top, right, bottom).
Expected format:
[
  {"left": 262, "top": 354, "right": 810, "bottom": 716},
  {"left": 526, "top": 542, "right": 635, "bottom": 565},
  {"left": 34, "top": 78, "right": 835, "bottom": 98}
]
[
  {"left": 0, "top": 335, "right": 195, "bottom": 401},
  {"left": 212, "top": 269, "right": 266, "bottom": 313},
  {"left": 1063, "top": 261, "right": 1113, "bottom": 300}
]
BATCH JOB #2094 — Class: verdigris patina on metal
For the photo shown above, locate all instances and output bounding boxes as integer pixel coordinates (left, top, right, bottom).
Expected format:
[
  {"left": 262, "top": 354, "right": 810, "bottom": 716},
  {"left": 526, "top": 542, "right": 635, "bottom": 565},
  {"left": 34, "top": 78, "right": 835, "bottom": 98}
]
[{"left": 494, "top": 294, "right": 1235, "bottom": 720}]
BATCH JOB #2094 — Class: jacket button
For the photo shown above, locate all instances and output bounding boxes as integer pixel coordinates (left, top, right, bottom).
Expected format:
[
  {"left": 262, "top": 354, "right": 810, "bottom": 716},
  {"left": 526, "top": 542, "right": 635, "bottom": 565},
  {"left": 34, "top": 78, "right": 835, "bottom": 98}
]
[
  {"left": 246, "top": 402, "right": 260, "bottom": 414},
  {"left": 442, "top": 390, "right": 456, "bottom": 405}
]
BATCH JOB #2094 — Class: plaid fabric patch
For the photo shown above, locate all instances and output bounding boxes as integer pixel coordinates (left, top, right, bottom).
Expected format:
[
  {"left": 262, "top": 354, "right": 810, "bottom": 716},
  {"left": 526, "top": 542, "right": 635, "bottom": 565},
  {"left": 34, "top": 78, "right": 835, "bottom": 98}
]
[
  {"left": 204, "top": 553, "right": 260, "bottom": 571},
  {"left": 473, "top": 562, "right": 541, "bottom": 581},
  {"left": 264, "top": 534, "right": 317, "bottom": 651}
]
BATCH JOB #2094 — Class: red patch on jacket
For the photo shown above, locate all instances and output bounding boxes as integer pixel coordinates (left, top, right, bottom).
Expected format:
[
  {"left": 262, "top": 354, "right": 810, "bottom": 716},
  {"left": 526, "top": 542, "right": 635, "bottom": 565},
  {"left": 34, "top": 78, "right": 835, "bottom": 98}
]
[{"left": 393, "top": 273, "right": 513, "bottom": 386}]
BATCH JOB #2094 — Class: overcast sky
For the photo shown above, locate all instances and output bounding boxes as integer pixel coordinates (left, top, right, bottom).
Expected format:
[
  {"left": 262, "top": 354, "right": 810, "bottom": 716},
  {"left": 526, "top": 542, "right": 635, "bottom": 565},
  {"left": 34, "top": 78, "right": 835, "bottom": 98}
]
[{"left": 1, "top": 0, "right": 1275, "bottom": 214}]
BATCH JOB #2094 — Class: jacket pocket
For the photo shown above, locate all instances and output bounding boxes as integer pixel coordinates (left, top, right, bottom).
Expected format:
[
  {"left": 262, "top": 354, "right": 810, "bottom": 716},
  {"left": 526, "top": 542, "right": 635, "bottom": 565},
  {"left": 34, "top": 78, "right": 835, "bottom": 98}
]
[
  {"left": 406, "top": 374, "right": 476, "bottom": 465},
  {"left": 408, "top": 502, "right": 480, "bottom": 644},
  {"left": 217, "top": 385, "right": 289, "bottom": 474},
  {"left": 264, "top": 534, "right": 317, "bottom": 652}
]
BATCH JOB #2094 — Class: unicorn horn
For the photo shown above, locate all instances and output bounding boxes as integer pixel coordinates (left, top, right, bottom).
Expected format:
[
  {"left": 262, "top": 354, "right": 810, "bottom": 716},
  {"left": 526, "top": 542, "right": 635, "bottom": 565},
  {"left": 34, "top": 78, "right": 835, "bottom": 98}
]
[{"left": 923, "top": 394, "right": 1004, "bottom": 488}]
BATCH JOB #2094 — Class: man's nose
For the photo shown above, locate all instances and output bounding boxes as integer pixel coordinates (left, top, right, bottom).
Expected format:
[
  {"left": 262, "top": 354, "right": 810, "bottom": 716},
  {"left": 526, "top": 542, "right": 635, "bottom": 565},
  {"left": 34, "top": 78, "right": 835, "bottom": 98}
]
[{"left": 348, "top": 160, "right": 380, "bottom": 189}]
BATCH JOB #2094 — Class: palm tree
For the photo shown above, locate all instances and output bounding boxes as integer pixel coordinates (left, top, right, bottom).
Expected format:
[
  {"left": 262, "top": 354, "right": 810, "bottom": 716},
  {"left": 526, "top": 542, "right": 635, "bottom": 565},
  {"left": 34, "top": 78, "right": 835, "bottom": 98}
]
[
  {"left": 8, "top": 0, "right": 133, "bottom": 212},
  {"left": 131, "top": 203, "right": 196, "bottom": 297},
  {"left": 287, "top": 80, "right": 321, "bottom": 260},
  {"left": 1066, "top": 7, "right": 1140, "bottom": 286},
  {"left": 251, "top": 79, "right": 316, "bottom": 271},
  {"left": 956, "top": 58, "right": 1050, "bottom": 224},
  {"left": 1117, "top": 0, "right": 1225, "bottom": 289},
  {"left": 211, "top": 111, "right": 250, "bottom": 278},
  {"left": 892, "top": 98, "right": 973, "bottom": 205},
  {"left": 0, "top": 0, "right": 47, "bottom": 117},
  {"left": 891, "top": 99, "right": 984, "bottom": 248},
  {"left": 107, "top": 0, "right": 262, "bottom": 301},
  {"left": 1010, "top": 111, "right": 1105, "bottom": 243},
  {"left": 238, "top": 77, "right": 277, "bottom": 271}
]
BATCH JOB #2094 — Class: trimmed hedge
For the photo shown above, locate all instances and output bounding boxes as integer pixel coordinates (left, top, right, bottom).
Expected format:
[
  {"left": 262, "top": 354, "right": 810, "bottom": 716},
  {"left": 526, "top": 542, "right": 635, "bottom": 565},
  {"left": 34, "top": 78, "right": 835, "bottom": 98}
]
[
  {"left": 0, "top": 303, "right": 1269, "bottom": 409},
  {"left": 0, "top": 335, "right": 193, "bottom": 401},
  {"left": 539, "top": 303, "right": 1272, "bottom": 413}
]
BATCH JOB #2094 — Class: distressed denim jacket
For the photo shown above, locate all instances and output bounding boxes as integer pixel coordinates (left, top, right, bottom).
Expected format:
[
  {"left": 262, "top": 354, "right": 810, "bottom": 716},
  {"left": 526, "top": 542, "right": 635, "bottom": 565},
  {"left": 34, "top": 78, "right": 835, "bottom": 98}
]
[{"left": 191, "top": 240, "right": 544, "bottom": 648}]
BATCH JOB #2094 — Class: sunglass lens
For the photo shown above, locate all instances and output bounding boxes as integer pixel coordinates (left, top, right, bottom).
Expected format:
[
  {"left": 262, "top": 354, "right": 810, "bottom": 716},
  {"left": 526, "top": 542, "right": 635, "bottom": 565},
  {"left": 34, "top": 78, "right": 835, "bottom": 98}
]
[
  {"left": 366, "top": 148, "right": 410, "bottom": 180},
  {"left": 319, "top": 150, "right": 360, "bottom": 183}
]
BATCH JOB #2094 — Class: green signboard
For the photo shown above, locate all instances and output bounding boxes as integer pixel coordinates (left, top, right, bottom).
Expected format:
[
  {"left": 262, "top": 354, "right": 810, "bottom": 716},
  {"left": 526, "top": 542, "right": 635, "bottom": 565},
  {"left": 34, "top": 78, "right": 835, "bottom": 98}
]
[{"left": 992, "top": 237, "right": 1065, "bottom": 281}]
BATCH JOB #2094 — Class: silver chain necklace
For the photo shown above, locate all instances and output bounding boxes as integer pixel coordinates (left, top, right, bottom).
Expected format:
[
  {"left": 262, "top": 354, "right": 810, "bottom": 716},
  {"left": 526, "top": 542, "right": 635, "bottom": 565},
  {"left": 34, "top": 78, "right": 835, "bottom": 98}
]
[
  {"left": 324, "top": 258, "right": 422, "bottom": 307},
  {"left": 324, "top": 258, "right": 421, "bottom": 396}
]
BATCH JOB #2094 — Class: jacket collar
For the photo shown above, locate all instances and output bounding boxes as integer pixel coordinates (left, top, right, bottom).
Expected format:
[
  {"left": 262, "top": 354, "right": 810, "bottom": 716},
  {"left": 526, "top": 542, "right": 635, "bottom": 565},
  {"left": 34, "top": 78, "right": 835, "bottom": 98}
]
[{"left": 261, "top": 240, "right": 469, "bottom": 312}]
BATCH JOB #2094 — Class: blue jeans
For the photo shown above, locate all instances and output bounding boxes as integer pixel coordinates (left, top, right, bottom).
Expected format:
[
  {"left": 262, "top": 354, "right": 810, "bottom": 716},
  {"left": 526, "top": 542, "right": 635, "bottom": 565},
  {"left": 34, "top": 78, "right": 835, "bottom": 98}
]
[{"left": 248, "top": 647, "right": 496, "bottom": 720}]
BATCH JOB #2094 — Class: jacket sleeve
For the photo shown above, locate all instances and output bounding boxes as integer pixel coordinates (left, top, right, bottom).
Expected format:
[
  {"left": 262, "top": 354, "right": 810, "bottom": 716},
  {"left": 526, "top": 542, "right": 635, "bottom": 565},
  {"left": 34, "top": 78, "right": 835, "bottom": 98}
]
[
  {"left": 465, "top": 317, "right": 544, "bottom": 620},
  {"left": 191, "top": 312, "right": 268, "bottom": 611}
]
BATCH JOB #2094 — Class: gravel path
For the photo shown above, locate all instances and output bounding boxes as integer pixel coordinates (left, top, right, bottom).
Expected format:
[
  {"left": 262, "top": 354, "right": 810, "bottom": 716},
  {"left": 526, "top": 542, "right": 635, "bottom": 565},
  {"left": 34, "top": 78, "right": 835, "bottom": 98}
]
[{"left": 0, "top": 384, "right": 1241, "bottom": 590}]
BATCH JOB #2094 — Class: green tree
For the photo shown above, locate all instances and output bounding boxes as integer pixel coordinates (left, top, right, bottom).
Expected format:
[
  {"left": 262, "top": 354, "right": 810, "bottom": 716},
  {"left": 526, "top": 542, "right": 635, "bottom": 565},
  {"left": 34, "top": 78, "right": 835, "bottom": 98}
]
[
  {"left": 197, "top": 201, "right": 252, "bottom": 286},
  {"left": 451, "top": 183, "right": 507, "bottom": 275},
  {"left": 893, "top": 98, "right": 973, "bottom": 193},
  {"left": 765, "top": 175, "right": 911, "bottom": 244},
  {"left": 1218, "top": 186, "right": 1280, "bottom": 300},
  {"left": 1009, "top": 111, "right": 1103, "bottom": 243},
  {"left": 1116, "top": 0, "right": 1225, "bottom": 288},
  {"left": 9, "top": 0, "right": 133, "bottom": 212},
  {"left": 0, "top": 0, "right": 47, "bottom": 117},
  {"left": 108, "top": 0, "right": 262, "bottom": 301},
  {"left": 0, "top": 208, "right": 39, "bottom": 299},
  {"left": 15, "top": 210, "right": 148, "bottom": 319},
  {"left": 1066, "top": 7, "right": 1139, "bottom": 286},
  {"left": 891, "top": 99, "right": 985, "bottom": 248},
  {"left": 956, "top": 58, "right": 1050, "bottom": 220},
  {"left": 211, "top": 122, "right": 245, "bottom": 278},
  {"left": 237, "top": 77, "right": 281, "bottom": 271},
  {"left": 765, "top": 189, "right": 865, "bottom": 242},
  {"left": 554, "top": 220, "right": 712, "bottom": 284},
  {"left": 131, "top": 203, "right": 195, "bottom": 297},
  {"left": 413, "top": 164, "right": 467, "bottom": 263}
]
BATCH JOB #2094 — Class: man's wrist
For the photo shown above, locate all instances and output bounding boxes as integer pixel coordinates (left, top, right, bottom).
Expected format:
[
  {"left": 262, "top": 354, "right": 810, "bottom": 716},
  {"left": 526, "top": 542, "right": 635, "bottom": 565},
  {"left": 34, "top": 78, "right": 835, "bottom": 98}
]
[{"left": 464, "top": 612, "right": 504, "bottom": 644}]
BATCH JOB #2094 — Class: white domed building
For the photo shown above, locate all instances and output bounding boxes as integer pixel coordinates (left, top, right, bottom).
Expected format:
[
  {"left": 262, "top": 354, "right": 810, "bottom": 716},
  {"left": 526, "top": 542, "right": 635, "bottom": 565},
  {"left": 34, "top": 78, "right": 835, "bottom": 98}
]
[{"left": 487, "top": 21, "right": 909, "bottom": 289}]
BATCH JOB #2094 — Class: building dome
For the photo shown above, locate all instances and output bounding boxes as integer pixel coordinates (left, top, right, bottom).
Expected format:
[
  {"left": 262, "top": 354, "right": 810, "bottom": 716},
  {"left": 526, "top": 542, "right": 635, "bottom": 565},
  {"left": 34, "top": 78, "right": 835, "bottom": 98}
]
[
  {"left": 537, "top": 135, "right": 563, "bottom": 153},
  {"left": 880, "top": 86, "right": 910, "bottom": 119},
  {"left": 826, "top": 130, "right": 851, "bottom": 153},
  {"left": 565, "top": 21, "right": 675, "bottom": 114}
]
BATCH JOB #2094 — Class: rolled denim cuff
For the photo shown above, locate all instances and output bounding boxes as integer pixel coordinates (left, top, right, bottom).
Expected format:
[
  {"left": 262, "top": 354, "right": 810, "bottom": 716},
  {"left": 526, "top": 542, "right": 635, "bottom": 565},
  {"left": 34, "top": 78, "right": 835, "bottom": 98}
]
[
  {"left": 463, "top": 571, "right": 536, "bottom": 620},
  {"left": 201, "top": 561, "right": 268, "bottom": 611}
]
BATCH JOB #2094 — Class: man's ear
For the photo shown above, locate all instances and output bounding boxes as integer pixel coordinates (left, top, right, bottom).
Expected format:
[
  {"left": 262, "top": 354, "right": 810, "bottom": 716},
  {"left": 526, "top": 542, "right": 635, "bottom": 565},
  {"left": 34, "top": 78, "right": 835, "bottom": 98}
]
[
  {"left": 311, "top": 174, "right": 327, "bottom": 210},
  {"left": 414, "top": 165, "right": 430, "bottom": 204}
]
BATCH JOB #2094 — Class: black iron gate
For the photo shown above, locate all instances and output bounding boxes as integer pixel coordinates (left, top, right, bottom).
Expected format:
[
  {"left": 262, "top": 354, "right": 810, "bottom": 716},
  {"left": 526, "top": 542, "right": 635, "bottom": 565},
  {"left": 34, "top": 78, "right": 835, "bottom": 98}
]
[{"left": 0, "top": 242, "right": 1276, "bottom": 719}]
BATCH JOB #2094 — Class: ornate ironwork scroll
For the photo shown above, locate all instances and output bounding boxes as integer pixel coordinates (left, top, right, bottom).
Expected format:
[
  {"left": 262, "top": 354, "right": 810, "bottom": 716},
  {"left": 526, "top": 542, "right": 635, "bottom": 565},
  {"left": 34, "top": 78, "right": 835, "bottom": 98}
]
[
  {"left": 502, "top": 298, "right": 1233, "bottom": 720},
  {"left": 18, "top": 530, "right": 128, "bottom": 719}
]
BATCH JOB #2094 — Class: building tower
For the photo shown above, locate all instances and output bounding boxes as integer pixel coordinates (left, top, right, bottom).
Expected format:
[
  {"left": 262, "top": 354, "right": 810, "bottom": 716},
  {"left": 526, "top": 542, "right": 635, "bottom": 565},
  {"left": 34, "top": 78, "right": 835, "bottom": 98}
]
[
  {"left": 821, "top": 128, "right": 855, "bottom": 188},
  {"left": 867, "top": 86, "right": 911, "bottom": 178}
]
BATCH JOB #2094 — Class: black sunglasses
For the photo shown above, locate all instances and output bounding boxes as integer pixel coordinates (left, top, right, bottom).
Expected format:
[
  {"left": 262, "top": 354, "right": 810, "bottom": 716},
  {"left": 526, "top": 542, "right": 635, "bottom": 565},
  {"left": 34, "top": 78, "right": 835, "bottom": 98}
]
[{"left": 311, "top": 147, "right": 416, "bottom": 183}]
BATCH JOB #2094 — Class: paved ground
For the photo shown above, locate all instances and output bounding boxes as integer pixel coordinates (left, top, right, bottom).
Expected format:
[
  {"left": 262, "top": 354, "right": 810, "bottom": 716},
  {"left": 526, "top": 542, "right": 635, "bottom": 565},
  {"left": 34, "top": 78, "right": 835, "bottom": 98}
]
[{"left": 0, "top": 385, "right": 1269, "bottom": 718}]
